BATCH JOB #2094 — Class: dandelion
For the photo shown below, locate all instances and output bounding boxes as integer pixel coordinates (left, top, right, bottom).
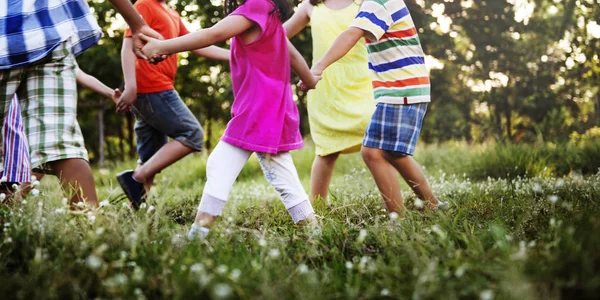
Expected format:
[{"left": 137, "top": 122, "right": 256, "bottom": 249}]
[
  {"left": 297, "top": 263, "right": 309, "bottom": 274},
  {"left": 86, "top": 254, "right": 103, "bottom": 270},
  {"left": 357, "top": 229, "right": 368, "bottom": 243},
  {"left": 122, "top": 202, "right": 130, "bottom": 208},
  {"left": 87, "top": 212, "right": 96, "bottom": 223},
  {"left": 213, "top": 283, "right": 232, "bottom": 298},
  {"left": 0, "top": 193, "right": 6, "bottom": 201},
  {"left": 455, "top": 264, "right": 467, "bottom": 277},
  {"left": 227, "top": 216, "right": 234, "bottom": 222},
  {"left": 32, "top": 180, "right": 40, "bottom": 187},
  {"left": 268, "top": 248, "right": 280, "bottom": 259},
  {"left": 55, "top": 208, "right": 65, "bottom": 214},
  {"left": 480, "top": 289, "right": 494, "bottom": 300},
  {"left": 389, "top": 212, "right": 399, "bottom": 221},
  {"left": 21, "top": 199, "right": 27, "bottom": 205},
  {"left": 533, "top": 183, "right": 542, "bottom": 193},
  {"left": 345, "top": 261, "right": 354, "bottom": 269},
  {"left": 139, "top": 203, "right": 147, "bottom": 209},
  {"left": 414, "top": 198, "right": 424, "bottom": 208},
  {"left": 61, "top": 198, "right": 68, "bottom": 206},
  {"left": 76, "top": 201, "right": 85, "bottom": 208},
  {"left": 96, "top": 227, "right": 105, "bottom": 235},
  {"left": 30, "top": 188, "right": 40, "bottom": 196},
  {"left": 548, "top": 195, "right": 558, "bottom": 203},
  {"left": 381, "top": 289, "right": 390, "bottom": 296},
  {"left": 99, "top": 200, "right": 110, "bottom": 207},
  {"left": 147, "top": 205, "right": 155, "bottom": 213}
]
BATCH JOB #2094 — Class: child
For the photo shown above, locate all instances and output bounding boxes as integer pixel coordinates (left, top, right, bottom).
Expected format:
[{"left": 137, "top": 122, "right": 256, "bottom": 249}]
[
  {"left": 0, "top": 95, "right": 31, "bottom": 202},
  {"left": 310, "top": 0, "right": 446, "bottom": 212},
  {"left": 23, "top": 67, "right": 122, "bottom": 200},
  {"left": 139, "top": 0, "right": 321, "bottom": 237},
  {"left": 116, "top": 0, "right": 230, "bottom": 209},
  {"left": 284, "top": 0, "right": 375, "bottom": 203}
]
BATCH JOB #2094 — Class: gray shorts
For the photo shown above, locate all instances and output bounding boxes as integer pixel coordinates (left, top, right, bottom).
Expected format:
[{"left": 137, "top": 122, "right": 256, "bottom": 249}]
[{"left": 131, "top": 89, "right": 203, "bottom": 164}]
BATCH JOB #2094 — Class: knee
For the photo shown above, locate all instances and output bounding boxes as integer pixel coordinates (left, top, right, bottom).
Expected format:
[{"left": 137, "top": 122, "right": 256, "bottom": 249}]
[{"left": 361, "top": 147, "right": 383, "bottom": 164}]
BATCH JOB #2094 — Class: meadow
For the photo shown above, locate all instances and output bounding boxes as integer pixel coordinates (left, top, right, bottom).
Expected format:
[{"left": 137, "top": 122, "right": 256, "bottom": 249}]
[{"left": 0, "top": 141, "right": 599, "bottom": 299}]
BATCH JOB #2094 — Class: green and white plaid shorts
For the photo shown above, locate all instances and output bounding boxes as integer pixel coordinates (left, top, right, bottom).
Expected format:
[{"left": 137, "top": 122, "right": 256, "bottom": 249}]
[{"left": 0, "top": 39, "right": 88, "bottom": 173}]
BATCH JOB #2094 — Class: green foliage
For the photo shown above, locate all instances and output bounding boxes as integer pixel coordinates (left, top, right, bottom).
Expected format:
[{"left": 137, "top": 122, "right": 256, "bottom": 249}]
[{"left": 1, "top": 143, "right": 599, "bottom": 299}]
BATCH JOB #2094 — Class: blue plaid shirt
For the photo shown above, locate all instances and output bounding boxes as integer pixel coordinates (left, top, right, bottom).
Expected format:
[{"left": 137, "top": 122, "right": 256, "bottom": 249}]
[{"left": 0, "top": 0, "right": 102, "bottom": 69}]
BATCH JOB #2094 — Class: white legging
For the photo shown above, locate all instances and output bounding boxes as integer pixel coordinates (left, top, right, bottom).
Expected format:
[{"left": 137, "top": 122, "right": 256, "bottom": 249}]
[{"left": 198, "top": 141, "right": 314, "bottom": 223}]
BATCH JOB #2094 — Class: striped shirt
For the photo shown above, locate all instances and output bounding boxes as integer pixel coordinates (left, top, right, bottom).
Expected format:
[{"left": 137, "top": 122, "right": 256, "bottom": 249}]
[
  {"left": 1, "top": 95, "right": 31, "bottom": 183},
  {"left": 351, "top": 0, "right": 430, "bottom": 104},
  {"left": 0, "top": 0, "right": 102, "bottom": 69}
]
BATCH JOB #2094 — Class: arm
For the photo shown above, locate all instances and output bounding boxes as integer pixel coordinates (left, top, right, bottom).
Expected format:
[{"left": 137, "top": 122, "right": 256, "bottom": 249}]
[
  {"left": 108, "top": 0, "right": 165, "bottom": 61},
  {"left": 191, "top": 46, "right": 230, "bottom": 61},
  {"left": 288, "top": 39, "right": 320, "bottom": 90},
  {"left": 76, "top": 68, "right": 120, "bottom": 103},
  {"left": 140, "top": 15, "right": 254, "bottom": 58},
  {"left": 311, "top": 27, "right": 364, "bottom": 75},
  {"left": 283, "top": 0, "right": 312, "bottom": 39},
  {"left": 116, "top": 38, "right": 138, "bottom": 113}
]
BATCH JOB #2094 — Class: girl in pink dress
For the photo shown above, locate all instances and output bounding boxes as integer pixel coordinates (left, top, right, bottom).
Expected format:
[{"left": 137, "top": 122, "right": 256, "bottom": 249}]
[{"left": 140, "top": 0, "right": 320, "bottom": 238}]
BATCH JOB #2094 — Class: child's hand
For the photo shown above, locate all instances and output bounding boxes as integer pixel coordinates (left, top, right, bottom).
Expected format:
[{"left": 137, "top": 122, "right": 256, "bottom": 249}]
[
  {"left": 139, "top": 34, "right": 164, "bottom": 64},
  {"left": 111, "top": 88, "right": 122, "bottom": 105},
  {"left": 116, "top": 88, "right": 136, "bottom": 113}
]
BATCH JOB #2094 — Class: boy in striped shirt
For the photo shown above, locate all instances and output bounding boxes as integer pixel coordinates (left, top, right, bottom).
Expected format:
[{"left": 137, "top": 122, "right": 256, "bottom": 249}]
[{"left": 311, "top": 0, "right": 445, "bottom": 213}]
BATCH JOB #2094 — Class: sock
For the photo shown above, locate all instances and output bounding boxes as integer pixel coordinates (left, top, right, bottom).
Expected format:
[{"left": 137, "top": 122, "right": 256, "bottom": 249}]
[{"left": 188, "top": 223, "right": 210, "bottom": 240}]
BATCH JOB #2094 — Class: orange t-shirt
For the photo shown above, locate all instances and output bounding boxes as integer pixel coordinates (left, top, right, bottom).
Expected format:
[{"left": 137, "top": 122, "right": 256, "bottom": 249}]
[{"left": 124, "top": 0, "right": 189, "bottom": 93}]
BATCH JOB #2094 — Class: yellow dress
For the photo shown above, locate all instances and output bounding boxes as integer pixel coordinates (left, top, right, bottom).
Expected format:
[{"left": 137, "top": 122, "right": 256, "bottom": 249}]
[{"left": 308, "top": 2, "right": 375, "bottom": 156}]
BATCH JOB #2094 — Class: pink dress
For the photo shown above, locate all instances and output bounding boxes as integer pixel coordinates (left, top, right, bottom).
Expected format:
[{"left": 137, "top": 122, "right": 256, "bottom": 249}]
[{"left": 221, "top": 0, "right": 303, "bottom": 154}]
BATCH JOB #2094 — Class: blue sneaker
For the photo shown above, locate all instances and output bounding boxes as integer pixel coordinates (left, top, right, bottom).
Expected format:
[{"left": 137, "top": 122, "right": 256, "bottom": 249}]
[{"left": 116, "top": 170, "right": 145, "bottom": 209}]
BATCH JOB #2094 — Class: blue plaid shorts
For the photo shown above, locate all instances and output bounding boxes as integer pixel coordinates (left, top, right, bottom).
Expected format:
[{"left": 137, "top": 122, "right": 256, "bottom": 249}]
[{"left": 363, "top": 102, "right": 428, "bottom": 156}]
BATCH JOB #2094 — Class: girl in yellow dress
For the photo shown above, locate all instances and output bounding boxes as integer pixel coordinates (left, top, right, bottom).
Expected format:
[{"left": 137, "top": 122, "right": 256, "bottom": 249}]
[{"left": 285, "top": 0, "right": 375, "bottom": 202}]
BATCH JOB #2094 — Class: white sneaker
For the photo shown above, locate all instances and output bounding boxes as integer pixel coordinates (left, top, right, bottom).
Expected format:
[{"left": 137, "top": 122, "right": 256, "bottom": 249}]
[{"left": 187, "top": 223, "right": 209, "bottom": 240}]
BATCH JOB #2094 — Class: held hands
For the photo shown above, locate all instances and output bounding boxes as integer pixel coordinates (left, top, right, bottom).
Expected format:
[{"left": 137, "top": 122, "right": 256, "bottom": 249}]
[
  {"left": 111, "top": 88, "right": 122, "bottom": 105},
  {"left": 297, "top": 67, "right": 323, "bottom": 92},
  {"left": 116, "top": 87, "right": 137, "bottom": 113},
  {"left": 132, "top": 25, "right": 167, "bottom": 64},
  {"left": 138, "top": 34, "right": 166, "bottom": 64}
]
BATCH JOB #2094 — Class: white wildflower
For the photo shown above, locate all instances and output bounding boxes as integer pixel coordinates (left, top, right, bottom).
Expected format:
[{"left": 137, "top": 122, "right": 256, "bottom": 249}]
[
  {"left": 122, "top": 202, "right": 130, "bottom": 208},
  {"left": 99, "top": 200, "right": 110, "bottom": 207},
  {"left": 480, "top": 289, "right": 494, "bottom": 300},
  {"left": 431, "top": 224, "right": 447, "bottom": 239},
  {"left": 357, "top": 229, "right": 368, "bottom": 243},
  {"left": 147, "top": 205, "right": 155, "bottom": 213},
  {"left": 21, "top": 199, "right": 27, "bottom": 205},
  {"left": 76, "top": 201, "right": 85, "bottom": 207},
  {"left": 533, "top": 183, "right": 542, "bottom": 193},
  {"left": 381, "top": 289, "right": 390, "bottom": 296},
  {"left": 61, "top": 198, "right": 68, "bottom": 206},
  {"left": 95, "top": 227, "right": 105, "bottom": 235},
  {"left": 139, "top": 203, "right": 147, "bottom": 209},
  {"left": 345, "top": 261, "right": 354, "bottom": 269},
  {"left": 258, "top": 238, "right": 267, "bottom": 247},
  {"left": 455, "top": 264, "right": 467, "bottom": 277},
  {"left": 414, "top": 198, "right": 424, "bottom": 208},
  {"left": 31, "top": 175, "right": 37, "bottom": 182},
  {"left": 55, "top": 208, "right": 65, "bottom": 214},
  {"left": 32, "top": 180, "right": 40, "bottom": 187},
  {"left": 297, "top": 263, "right": 309, "bottom": 274},
  {"left": 268, "top": 248, "right": 280, "bottom": 259},
  {"left": 548, "top": 195, "right": 558, "bottom": 203},
  {"left": 216, "top": 265, "right": 228, "bottom": 274},
  {"left": 0, "top": 193, "right": 6, "bottom": 201},
  {"left": 86, "top": 255, "right": 103, "bottom": 270},
  {"left": 389, "top": 212, "right": 399, "bottom": 221},
  {"left": 230, "top": 269, "right": 241, "bottom": 281},
  {"left": 190, "top": 263, "right": 205, "bottom": 273},
  {"left": 227, "top": 216, "right": 234, "bottom": 222},
  {"left": 213, "top": 283, "right": 232, "bottom": 298}
]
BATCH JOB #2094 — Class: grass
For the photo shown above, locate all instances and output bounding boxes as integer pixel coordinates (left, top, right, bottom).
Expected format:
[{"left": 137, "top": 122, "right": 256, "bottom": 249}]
[{"left": 0, "top": 141, "right": 599, "bottom": 299}]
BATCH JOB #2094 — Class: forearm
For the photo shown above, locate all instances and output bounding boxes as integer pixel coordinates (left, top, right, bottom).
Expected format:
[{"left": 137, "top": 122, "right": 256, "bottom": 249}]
[
  {"left": 288, "top": 40, "right": 315, "bottom": 87},
  {"left": 108, "top": 0, "right": 146, "bottom": 32},
  {"left": 158, "top": 29, "right": 226, "bottom": 56},
  {"left": 76, "top": 70, "right": 113, "bottom": 98},
  {"left": 191, "top": 46, "right": 230, "bottom": 61},
  {"left": 121, "top": 38, "right": 137, "bottom": 91},
  {"left": 313, "top": 27, "right": 363, "bottom": 71}
]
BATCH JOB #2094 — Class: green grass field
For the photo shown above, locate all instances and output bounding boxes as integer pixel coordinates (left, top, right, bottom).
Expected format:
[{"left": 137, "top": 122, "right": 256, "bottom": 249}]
[{"left": 1, "top": 141, "right": 599, "bottom": 299}]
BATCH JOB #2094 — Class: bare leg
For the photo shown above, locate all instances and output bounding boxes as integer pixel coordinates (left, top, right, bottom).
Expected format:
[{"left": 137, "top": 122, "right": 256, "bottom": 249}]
[
  {"left": 361, "top": 146, "right": 404, "bottom": 214},
  {"left": 310, "top": 152, "right": 339, "bottom": 204},
  {"left": 383, "top": 153, "right": 439, "bottom": 209},
  {"left": 132, "top": 140, "right": 193, "bottom": 190},
  {"left": 195, "top": 211, "right": 219, "bottom": 228},
  {"left": 49, "top": 158, "right": 98, "bottom": 207}
]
